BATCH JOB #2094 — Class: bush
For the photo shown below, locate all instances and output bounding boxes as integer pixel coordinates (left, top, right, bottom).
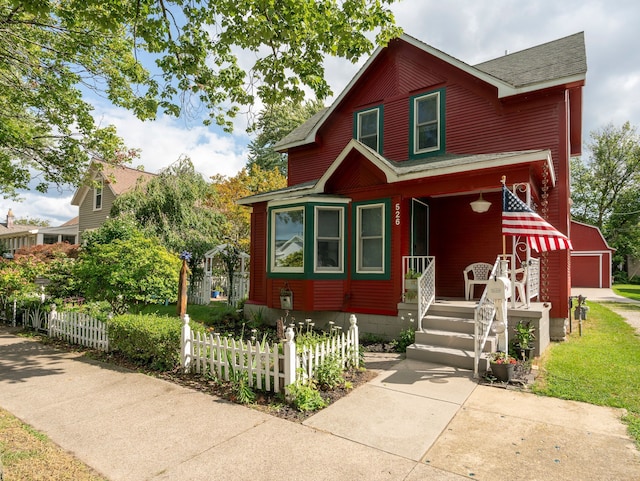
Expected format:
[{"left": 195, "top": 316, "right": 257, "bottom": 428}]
[
  {"left": 287, "top": 382, "right": 327, "bottom": 412},
  {"left": 315, "top": 355, "right": 344, "bottom": 390},
  {"left": 108, "top": 313, "right": 203, "bottom": 371},
  {"left": 391, "top": 327, "right": 415, "bottom": 353}
]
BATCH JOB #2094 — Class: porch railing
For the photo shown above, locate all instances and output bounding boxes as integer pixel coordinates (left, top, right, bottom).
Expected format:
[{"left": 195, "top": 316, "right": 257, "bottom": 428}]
[
  {"left": 473, "top": 256, "right": 502, "bottom": 377},
  {"left": 402, "top": 256, "right": 435, "bottom": 331}
]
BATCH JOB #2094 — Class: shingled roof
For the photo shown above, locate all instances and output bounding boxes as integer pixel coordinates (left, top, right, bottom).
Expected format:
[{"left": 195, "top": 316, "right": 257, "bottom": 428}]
[{"left": 275, "top": 32, "right": 586, "bottom": 151}]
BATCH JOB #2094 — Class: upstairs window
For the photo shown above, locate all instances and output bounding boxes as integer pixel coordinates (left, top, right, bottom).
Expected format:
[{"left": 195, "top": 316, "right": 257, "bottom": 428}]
[
  {"left": 411, "top": 89, "right": 445, "bottom": 157},
  {"left": 94, "top": 179, "right": 103, "bottom": 211},
  {"left": 355, "top": 106, "right": 383, "bottom": 152}
]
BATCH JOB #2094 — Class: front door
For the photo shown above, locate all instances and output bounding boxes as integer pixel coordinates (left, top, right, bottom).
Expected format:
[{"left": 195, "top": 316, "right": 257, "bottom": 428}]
[{"left": 411, "top": 198, "right": 429, "bottom": 256}]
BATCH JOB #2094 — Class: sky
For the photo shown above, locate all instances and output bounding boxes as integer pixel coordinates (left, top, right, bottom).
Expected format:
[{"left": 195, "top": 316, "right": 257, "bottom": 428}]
[{"left": 2, "top": 0, "right": 639, "bottom": 226}]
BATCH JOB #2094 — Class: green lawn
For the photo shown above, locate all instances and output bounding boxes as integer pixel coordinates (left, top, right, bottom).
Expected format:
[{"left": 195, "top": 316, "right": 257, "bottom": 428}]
[
  {"left": 134, "top": 301, "right": 233, "bottom": 324},
  {"left": 613, "top": 283, "right": 640, "bottom": 301},
  {"left": 533, "top": 299, "right": 640, "bottom": 446}
]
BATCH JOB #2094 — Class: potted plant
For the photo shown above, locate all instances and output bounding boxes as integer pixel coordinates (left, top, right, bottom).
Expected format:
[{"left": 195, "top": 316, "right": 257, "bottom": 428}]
[
  {"left": 488, "top": 351, "right": 517, "bottom": 382},
  {"left": 513, "top": 320, "right": 535, "bottom": 360},
  {"left": 404, "top": 269, "right": 420, "bottom": 302}
]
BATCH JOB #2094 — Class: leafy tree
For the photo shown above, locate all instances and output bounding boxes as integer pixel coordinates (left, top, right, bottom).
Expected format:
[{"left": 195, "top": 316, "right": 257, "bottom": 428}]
[
  {"left": 75, "top": 227, "right": 181, "bottom": 314},
  {"left": 571, "top": 122, "right": 640, "bottom": 270},
  {"left": 14, "top": 217, "right": 51, "bottom": 227},
  {"left": 0, "top": 0, "right": 400, "bottom": 196},
  {"left": 111, "top": 156, "right": 221, "bottom": 277},
  {"left": 247, "top": 98, "right": 326, "bottom": 176},
  {"left": 208, "top": 166, "right": 286, "bottom": 253}
]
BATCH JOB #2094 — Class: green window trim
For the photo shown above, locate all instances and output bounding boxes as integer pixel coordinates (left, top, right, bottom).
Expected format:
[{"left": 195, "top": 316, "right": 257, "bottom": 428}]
[
  {"left": 352, "top": 199, "right": 391, "bottom": 280},
  {"left": 267, "top": 202, "right": 348, "bottom": 280},
  {"left": 409, "top": 88, "right": 446, "bottom": 159},
  {"left": 353, "top": 105, "right": 384, "bottom": 153}
]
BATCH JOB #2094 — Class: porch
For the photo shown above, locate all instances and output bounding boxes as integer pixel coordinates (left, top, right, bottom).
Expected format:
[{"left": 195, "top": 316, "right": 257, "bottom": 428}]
[{"left": 402, "top": 255, "right": 550, "bottom": 376}]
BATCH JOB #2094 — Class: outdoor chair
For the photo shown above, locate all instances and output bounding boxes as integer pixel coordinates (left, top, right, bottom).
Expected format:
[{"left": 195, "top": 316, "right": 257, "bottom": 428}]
[{"left": 463, "top": 262, "right": 493, "bottom": 300}]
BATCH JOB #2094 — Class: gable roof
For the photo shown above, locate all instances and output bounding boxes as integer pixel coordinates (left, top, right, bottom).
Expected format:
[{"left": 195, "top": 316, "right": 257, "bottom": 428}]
[
  {"left": 238, "top": 139, "right": 554, "bottom": 206},
  {"left": 71, "top": 160, "right": 157, "bottom": 206},
  {"left": 275, "top": 32, "right": 586, "bottom": 152}
]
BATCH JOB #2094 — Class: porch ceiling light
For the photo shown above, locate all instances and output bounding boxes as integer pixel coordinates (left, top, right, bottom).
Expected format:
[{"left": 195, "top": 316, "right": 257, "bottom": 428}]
[{"left": 470, "top": 193, "right": 491, "bottom": 213}]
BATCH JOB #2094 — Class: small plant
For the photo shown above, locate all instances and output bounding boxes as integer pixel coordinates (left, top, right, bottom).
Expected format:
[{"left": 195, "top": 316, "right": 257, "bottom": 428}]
[
  {"left": 405, "top": 269, "right": 421, "bottom": 279},
  {"left": 513, "top": 320, "right": 535, "bottom": 348},
  {"left": 391, "top": 327, "right": 415, "bottom": 353},
  {"left": 286, "top": 382, "right": 327, "bottom": 412},
  {"left": 488, "top": 351, "right": 517, "bottom": 365},
  {"left": 231, "top": 371, "right": 256, "bottom": 404},
  {"left": 315, "top": 355, "right": 345, "bottom": 390}
]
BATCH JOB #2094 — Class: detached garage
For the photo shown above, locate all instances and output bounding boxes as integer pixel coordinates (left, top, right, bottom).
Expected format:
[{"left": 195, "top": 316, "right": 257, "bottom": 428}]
[{"left": 570, "top": 220, "right": 615, "bottom": 288}]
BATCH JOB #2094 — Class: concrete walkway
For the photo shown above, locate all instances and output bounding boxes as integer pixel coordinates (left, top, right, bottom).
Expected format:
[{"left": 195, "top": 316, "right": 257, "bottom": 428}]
[{"left": 1, "top": 292, "right": 640, "bottom": 480}]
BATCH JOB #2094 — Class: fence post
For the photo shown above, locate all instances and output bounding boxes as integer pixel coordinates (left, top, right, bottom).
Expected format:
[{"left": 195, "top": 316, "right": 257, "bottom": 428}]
[
  {"left": 349, "top": 314, "right": 359, "bottom": 367},
  {"left": 181, "top": 314, "right": 192, "bottom": 372},
  {"left": 48, "top": 304, "right": 57, "bottom": 335},
  {"left": 283, "top": 327, "right": 296, "bottom": 392}
]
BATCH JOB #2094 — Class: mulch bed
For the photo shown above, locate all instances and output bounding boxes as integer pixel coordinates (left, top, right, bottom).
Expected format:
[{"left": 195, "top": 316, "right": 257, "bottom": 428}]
[{"left": 34, "top": 333, "right": 379, "bottom": 423}]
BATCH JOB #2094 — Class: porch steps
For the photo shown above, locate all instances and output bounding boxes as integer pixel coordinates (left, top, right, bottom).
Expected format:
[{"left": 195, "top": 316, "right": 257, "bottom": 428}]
[{"left": 406, "top": 301, "right": 496, "bottom": 371}]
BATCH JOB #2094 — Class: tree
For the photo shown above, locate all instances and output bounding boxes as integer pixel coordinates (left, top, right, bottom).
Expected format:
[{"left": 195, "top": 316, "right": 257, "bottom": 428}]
[
  {"left": 208, "top": 166, "right": 287, "bottom": 253},
  {"left": 14, "top": 217, "right": 51, "bottom": 227},
  {"left": 0, "top": 0, "right": 401, "bottom": 196},
  {"left": 247, "top": 98, "right": 326, "bottom": 176},
  {"left": 571, "top": 122, "right": 640, "bottom": 270},
  {"left": 75, "top": 226, "right": 181, "bottom": 314},
  {"left": 111, "top": 156, "right": 221, "bottom": 275}
]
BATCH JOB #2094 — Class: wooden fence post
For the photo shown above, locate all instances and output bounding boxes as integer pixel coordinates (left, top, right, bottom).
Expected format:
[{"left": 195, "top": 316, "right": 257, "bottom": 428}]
[
  {"left": 283, "top": 327, "right": 296, "bottom": 393},
  {"left": 349, "top": 314, "right": 359, "bottom": 367},
  {"left": 181, "top": 314, "right": 192, "bottom": 372}
]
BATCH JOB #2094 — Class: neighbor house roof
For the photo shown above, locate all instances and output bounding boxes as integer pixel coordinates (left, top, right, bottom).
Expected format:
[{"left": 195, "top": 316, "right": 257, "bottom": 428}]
[
  {"left": 275, "top": 32, "right": 586, "bottom": 152},
  {"left": 71, "top": 159, "right": 157, "bottom": 206}
]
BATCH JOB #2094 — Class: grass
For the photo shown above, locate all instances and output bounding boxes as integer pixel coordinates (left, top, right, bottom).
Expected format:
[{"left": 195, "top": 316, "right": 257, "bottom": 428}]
[
  {"left": 612, "top": 283, "right": 640, "bottom": 301},
  {"left": 133, "top": 301, "right": 229, "bottom": 323},
  {"left": 533, "top": 300, "right": 640, "bottom": 446},
  {"left": 0, "top": 407, "right": 107, "bottom": 480}
]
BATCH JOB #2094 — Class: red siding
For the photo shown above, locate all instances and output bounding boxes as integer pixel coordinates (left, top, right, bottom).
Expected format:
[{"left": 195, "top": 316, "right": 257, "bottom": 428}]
[{"left": 256, "top": 37, "right": 578, "bottom": 320}]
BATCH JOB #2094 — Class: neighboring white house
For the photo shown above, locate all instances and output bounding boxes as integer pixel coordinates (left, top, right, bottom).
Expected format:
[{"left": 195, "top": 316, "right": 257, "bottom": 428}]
[{"left": 0, "top": 210, "right": 79, "bottom": 255}]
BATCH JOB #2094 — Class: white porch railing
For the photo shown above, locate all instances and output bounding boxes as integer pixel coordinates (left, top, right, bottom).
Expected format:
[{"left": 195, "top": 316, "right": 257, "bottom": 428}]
[
  {"left": 473, "top": 256, "right": 502, "bottom": 377},
  {"left": 402, "top": 256, "right": 435, "bottom": 331}
]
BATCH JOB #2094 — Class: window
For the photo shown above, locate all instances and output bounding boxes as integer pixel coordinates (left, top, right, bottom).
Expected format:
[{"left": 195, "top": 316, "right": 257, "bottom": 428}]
[
  {"left": 94, "top": 179, "right": 103, "bottom": 210},
  {"left": 271, "top": 206, "right": 305, "bottom": 273},
  {"left": 356, "top": 203, "right": 385, "bottom": 274},
  {"left": 355, "top": 107, "right": 382, "bottom": 152},
  {"left": 411, "top": 90, "right": 445, "bottom": 156},
  {"left": 314, "top": 207, "right": 343, "bottom": 272}
]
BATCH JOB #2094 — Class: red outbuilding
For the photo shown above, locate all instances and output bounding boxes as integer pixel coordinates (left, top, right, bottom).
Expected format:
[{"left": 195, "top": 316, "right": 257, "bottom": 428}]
[{"left": 570, "top": 220, "right": 615, "bottom": 288}]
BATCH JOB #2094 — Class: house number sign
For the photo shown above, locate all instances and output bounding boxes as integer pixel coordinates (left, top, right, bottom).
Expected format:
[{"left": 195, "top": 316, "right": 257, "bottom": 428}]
[{"left": 395, "top": 202, "right": 401, "bottom": 226}]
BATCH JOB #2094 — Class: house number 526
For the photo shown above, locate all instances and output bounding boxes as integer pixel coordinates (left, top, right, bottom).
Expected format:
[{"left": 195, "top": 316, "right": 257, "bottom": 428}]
[{"left": 395, "top": 203, "right": 401, "bottom": 226}]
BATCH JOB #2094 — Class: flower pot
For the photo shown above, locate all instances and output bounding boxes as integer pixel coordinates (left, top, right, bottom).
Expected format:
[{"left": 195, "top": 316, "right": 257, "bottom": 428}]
[
  {"left": 514, "top": 345, "right": 534, "bottom": 361},
  {"left": 490, "top": 362, "right": 515, "bottom": 382}
]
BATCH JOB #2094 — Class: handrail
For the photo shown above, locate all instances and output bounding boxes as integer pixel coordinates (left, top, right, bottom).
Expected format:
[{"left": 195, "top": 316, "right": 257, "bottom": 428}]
[
  {"left": 402, "top": 256, "right": 435, "bottom": 332},
  {"left": 473, "top": 256, "right": 502, "bottom": 377}
]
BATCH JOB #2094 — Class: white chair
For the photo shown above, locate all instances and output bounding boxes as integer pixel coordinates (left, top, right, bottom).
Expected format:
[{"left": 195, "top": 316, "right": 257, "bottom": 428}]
[
  {"left": 464, "top": 262, "right": 493, "bottom": 300},
  {"left": 512, "top": 266, "right": 527, "bottom": 303}
]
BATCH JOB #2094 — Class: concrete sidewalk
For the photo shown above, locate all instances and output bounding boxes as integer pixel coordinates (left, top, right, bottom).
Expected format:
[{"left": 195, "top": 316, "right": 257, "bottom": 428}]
[{"left": 1, "top": 325, "right": 639, "bottom": 481}]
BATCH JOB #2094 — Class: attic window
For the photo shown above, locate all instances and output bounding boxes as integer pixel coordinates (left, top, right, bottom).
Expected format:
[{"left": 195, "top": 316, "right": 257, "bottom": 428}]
[
  {"left": 410, "top": 89, "right": 445, "bottom": 157},
  {"left": 94, "top": 179, "right": 103, "bottom": 211},
  {"left": 355, "top": 106, "right": 383, "bottom": 152}
]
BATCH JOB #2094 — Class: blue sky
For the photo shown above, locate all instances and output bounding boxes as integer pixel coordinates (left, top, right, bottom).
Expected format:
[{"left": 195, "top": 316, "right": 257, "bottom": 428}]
[{"left": 3, "top": 0, "right": 639, "bottom": 225}]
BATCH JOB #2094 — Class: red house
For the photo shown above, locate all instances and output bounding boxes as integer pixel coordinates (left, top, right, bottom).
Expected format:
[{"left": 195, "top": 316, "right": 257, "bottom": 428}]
[
  {"left": 570, "top": 220, "right": 615, "bottom": 288},
  {"left": 239, "top": 32, "right": 586, "bottom": 368}
]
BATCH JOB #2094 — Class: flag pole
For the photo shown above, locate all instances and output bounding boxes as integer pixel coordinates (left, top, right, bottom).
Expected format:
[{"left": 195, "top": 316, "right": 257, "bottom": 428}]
[{"left": 500, "top": 176, "right": 506, "bottom": 259}]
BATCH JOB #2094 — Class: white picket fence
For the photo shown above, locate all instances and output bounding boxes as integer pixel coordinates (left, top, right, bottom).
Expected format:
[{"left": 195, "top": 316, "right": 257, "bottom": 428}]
[
  {"left": 181, "top": 314, "right": 359, "bottom": 393},
  {"left": 48, "top": 305, "right": 109, "bottom": 351}
]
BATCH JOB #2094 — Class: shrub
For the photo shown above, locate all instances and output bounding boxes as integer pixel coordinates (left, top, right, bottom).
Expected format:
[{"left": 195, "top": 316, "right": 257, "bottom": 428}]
[
  {"left": 287, "top": 382, "right": 327, "bottom": 412},
  {"left": 108, "top": 313, "right": 203, "bottom": 371},
  {"left": 391, "top": 327, "right": 415, "bottom": 353},
  {"left": 315, "top": 355, "right": 344, "bottom": 390}
]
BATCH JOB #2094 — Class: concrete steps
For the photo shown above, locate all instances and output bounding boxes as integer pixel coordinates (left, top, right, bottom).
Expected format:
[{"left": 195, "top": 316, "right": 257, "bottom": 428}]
[{"left": 406, "top": 301, "right": 496, "bottom": 371}]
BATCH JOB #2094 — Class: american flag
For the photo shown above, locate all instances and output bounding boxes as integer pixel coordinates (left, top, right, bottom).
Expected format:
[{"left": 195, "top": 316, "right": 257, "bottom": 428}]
[{"left": 502, "top": 185, "right": 573, "bottom": 252}]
